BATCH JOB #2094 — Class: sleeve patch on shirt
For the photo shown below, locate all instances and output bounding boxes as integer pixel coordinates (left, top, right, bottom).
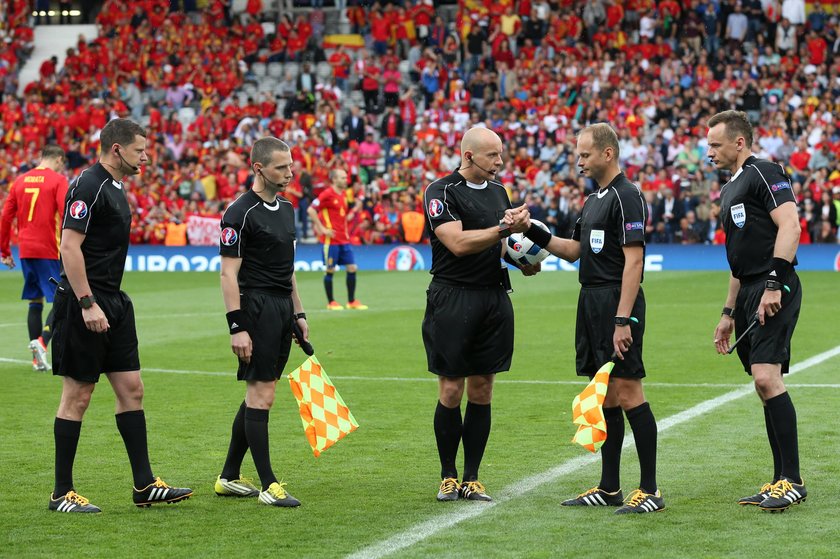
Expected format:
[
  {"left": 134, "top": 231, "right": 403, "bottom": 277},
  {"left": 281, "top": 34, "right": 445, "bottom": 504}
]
[
  {"left": 625, "top": 221, "right": 644, "bottom": 231},
  {"left": 220, "top": 227, "right": 239, "bottom": 246},
  {"left": 770, "top": 181, "right": 791, "bottom": 192},
  {"left": 427, "top": 198, "right": 444, "bottom": 218},
  {"left": 69, "top": 201, "right": 88, "bottom": 219}
]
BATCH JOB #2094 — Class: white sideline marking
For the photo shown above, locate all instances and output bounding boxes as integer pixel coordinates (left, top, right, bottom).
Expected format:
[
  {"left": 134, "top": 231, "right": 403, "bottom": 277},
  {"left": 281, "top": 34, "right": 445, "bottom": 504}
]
[
  {"left": 1, "top": 357, "right": 840, "bottom": 389},
  {"left": 345, "top": 344, "right": 840, "bottom": 559}
]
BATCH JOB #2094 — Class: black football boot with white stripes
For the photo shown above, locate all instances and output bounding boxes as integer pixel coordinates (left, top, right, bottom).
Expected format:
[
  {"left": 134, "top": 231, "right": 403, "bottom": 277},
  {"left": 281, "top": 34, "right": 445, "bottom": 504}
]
[
  {"left": 614, "top": 489, "right": 665, "bottom": 514},
  {"left": 48, "top": 491, "right": 101, "bottom": 513},
  {"left": 133, "top": 477, "right": 193, "bottom": 507},
  {"left": 758, "top": 478, "right": 807, "bottom": 512},
  {"left": 561, "top": 487, "right": 624, "bottom": 507},
  {"left": 738, "top": 482, "right": 775, "bottom": 506}
]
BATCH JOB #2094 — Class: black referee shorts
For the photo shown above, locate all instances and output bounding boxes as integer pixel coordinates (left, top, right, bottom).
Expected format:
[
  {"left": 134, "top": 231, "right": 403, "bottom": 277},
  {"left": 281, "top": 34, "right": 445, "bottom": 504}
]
[
  {"left": 734, "top": 274, "right": 802, "bottom": 375},
  {"left": 422, "top": 281, "right": 514, "bottom": 377},
  {"left": 237, "top": 291, "right": 293, "bottom": 382},
  {"left": 51, "top": 284, "right": 140, "bottom": 383},
  {"left": 575, "top": 284, "right": 646, "bottom": 378}
]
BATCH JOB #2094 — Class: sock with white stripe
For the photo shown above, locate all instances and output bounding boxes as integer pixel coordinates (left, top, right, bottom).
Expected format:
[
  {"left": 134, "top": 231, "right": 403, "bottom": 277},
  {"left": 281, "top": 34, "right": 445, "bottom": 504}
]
[
  {"left": 221, "top": 401, "right": 249, "bottom": 481},
  {"left": 462, "top": 402, "right": 491, "bottom": 482},
  {"left": 116, "top": 410, "right": 155, "bottom": 489},
  {"left": 434, "top": 401, "right": 462, "bottom": 480},
  {"left": 244, "top": 407, "right": 278, "bottom": 491},
  {"left": 54, "top": 417, "right": 81, "bottom": 497},
  {"left": 763, "top": 404, "right": 783, "bottom": 482},
  {"left": 626, "top": 402, "right": 658, "bottom": 494},
  {"left": 598, "top": 406, "right": 624, "bottom": 493},
  {"left": 765, "top": 392, "right": 801, "bottom": 484}
]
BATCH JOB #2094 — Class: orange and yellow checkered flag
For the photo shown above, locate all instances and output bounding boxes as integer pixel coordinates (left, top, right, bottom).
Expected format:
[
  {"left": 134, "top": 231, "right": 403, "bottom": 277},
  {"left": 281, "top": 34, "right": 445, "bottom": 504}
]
[
  {"left": 571, "top": 360, "right": 614, "bottom": 453},
  {"left": 288, "top": 356, "right": 359, "bottom": 457}
]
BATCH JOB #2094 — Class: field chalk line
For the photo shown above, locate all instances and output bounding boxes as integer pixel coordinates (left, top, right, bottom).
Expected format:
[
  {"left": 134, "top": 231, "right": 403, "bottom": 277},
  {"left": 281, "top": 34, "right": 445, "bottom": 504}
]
[{"left": 345, "top": 344, "right": 840, "bottom": 559}]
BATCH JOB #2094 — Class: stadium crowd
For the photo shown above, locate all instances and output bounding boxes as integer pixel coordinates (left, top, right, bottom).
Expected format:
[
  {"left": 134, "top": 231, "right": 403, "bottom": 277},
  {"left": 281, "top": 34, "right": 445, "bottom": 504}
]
[{"left": 2, "top": 0, "right": 840, "bottom": 246}]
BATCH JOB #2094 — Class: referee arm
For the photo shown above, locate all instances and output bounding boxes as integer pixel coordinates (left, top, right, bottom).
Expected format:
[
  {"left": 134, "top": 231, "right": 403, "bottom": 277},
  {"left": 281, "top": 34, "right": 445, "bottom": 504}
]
[
  {"left": 614, "top": 243, "right": 643, "bottom": 359},
  {"left": 757, "top": 202, "right": 800, "bottom": 325},
  {"left": 435, "top": 209, "right": 530, "bottom": 257},
  {"left": 60, "top": 229, "right": 110, "bottom": 333},
  {"left": 221, "top": 255, "right": 252, "bottom": 363}
]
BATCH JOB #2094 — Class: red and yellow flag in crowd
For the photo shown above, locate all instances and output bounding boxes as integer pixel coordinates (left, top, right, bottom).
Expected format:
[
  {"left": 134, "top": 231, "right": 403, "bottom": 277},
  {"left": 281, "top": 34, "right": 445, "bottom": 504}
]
[
  {"left": 571, "top": 360, "right": 614, "bottom": 453},
  {"left": 288, "top": 357, "right": 359, "bottom": 457}
]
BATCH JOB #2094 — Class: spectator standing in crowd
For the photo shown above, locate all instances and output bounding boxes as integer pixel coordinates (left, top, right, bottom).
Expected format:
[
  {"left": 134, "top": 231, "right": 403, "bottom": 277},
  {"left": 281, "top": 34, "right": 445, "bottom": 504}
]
[
  {"left": 517, "top": 123, "right": 663, "bottom": 514},
  {"left": 422, "top": 127, "right": 531, "bottom": 503},
  {"left": 215, "top": 137, "right": 308, "bottom": 507},
  {"left": 49, "top": 118, "right": 192, "bottom": 513},
  {"left": 308, "top": 168, "right": 368, "bottom": 311},
  {"left": 0, "top": 145, "right": 68, "bottom": 371},
  {"left": 709, "top": 110, "right": 806, "bottom": 513}
]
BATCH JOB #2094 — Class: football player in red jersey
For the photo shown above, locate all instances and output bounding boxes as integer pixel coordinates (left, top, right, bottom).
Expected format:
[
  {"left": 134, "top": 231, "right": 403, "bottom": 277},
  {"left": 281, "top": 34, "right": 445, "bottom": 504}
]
[
  {"left": 307, "top": 168, "right": 368, "bottom": 310},
  {"left": 0, "top": 145, "right": 69, "bottom": 371}
]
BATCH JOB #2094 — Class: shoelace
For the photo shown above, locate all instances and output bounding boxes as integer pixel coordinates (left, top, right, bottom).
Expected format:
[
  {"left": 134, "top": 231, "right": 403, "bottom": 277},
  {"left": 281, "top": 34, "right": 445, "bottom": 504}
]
[
  {"left": 464, "top": 481, "right": 486, "bottom": 494},
  {"left": 757, "top": 482, "right": 773, "bottom": 495},
  {"left": 238, "top": 476, "right": 256, "bottom": 487},
  {"left": 577, "top": 487, "right": 601, "bottom": 498},
  {"left": 269, "top": 481, "right": 289, "bottom": 499},
  {"left": 767, "top": 479, "right": 793, "bottom": 499},
  {"left": 65, "top": 491, "right": 90, "bottom": 506},
  {"left": 151, "top": 477, "right": 170, "bottom": 489},
  {"left": 440, "top": 478, "right": 460, "bottom": 494},
  {"left": 624, "top": 489, "right": 650, "bottom": 507}
]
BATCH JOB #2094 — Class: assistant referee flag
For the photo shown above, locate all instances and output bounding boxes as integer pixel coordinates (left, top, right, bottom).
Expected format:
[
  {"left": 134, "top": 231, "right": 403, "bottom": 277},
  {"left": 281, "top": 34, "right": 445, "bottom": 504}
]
[
  {"left": 288, "top": 357, "right": 359, "bottom": 457},
  {"left": 571, "top": 360, "right": 614, "bottom": 453}
]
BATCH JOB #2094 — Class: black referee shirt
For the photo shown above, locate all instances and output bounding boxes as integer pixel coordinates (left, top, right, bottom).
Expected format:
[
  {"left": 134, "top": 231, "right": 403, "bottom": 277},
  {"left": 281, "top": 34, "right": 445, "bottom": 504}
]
[
  {"left": 572, "top": 173, "right": 647, "bottom": 287},
  {"left": 61, "top": 162, "right": 131, "bottom": 292},
  {"left": 423, "top": 171, "right": 511, "bottom": 286},
  {"left": 719, "top": 155, "right": 798, "bottom": 281},
  {"left": 219, "top": 190, "right": 296, "bottom": 296}
]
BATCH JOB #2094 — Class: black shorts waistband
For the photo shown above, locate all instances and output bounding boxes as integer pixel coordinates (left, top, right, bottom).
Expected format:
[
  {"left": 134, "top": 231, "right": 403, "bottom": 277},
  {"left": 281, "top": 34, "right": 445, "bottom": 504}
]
[
  {"left": 240, "top": 288, "right": 292, "bottom": 298},
  {"left": 580, "top": 282, "right": 623, "bottom": 290},
  {"left": 431, "top": 278, "right": 503, "bottom": 291}
]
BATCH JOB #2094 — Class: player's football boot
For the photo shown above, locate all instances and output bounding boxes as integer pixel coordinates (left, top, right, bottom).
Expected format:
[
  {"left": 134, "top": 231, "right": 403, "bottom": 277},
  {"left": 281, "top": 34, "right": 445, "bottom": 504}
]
[
  {"left": 436, "top": 477, "right": 460, "bottom": 501},
  {"left": 258, "top": 481, "right": 301, "bottom": 507},
  {"left": 738, "top": 482, "right": 775, "bottom": 506},
  {"left": 614, "top": 489, "right": 665, "bottom": 514},
  {"left": 30, "top": 338, "right": 50, "bottom": 371},
  {"left": 48, "top": 491, "right": 101, "bottom": 513},
  {"left": 561, "top": 486, "right": 624, "bottom": 506},
  {"left": 215, "top": 475, "right": 259, "bottom": 497},
  {"left": 327, "top": 301, "right": 344, "bottom": 310},
  {"left": 133, "top": 477, "right": 193, "bottom": 507},
  {"left": 346, "top": 300, "right": 368, "bottom": 310},
  {"left": 759, "top": 478, "right": 807, "bottom": 512},
  {"left": 460, "top": 480, "right": 492, "bottom": 501}
]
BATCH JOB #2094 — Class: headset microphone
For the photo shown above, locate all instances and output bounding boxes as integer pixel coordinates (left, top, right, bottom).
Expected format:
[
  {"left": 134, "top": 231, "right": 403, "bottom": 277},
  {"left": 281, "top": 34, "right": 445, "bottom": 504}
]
[
  {"left": 115, "top": 148, "right": 139, "bottom": 172},
  {"left": 258, "top": 169, "right": 284, "bottom": 191},
  {"left": 468, "top": 155, "right": 495, "bottom": 176}
]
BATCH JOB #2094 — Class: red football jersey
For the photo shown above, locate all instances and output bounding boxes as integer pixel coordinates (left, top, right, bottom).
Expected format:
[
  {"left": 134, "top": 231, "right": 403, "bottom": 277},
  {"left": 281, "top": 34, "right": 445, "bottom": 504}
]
[
  {"left": 0, "top": 167, "right": 69, "bottom": 259},
  {"left": 312, "top": 187, "right": 350, "bottom": 245}
]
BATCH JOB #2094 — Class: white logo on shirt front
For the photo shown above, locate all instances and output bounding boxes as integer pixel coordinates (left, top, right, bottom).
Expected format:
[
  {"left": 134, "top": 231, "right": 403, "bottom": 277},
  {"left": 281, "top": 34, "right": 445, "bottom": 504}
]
[
  {"left": 730, "top": 203, "right": 746, "bottom": 228},
  {"left": 590, "top": 230, "right": 605, "bottom": 254}
]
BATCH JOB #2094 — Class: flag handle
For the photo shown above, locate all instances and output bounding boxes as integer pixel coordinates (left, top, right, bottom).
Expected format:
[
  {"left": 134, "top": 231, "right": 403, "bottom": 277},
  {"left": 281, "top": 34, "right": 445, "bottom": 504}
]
[{"left": 292, "top": 319, "right": 315, "bottom": 356}]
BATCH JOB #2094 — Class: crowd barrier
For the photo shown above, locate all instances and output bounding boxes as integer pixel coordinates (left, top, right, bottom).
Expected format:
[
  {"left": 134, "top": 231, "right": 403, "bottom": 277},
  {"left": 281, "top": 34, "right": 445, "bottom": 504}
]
[{"left": 3, "top": 244, "right": 840, "bottom": 272}]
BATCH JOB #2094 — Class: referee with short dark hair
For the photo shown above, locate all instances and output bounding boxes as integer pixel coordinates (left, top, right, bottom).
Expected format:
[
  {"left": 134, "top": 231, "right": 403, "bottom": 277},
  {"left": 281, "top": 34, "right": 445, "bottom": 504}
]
[
  {"left": 214, "top": 136, "right": 308, "bottom": 508},
  {"left": 513, "top": 123, "right": 663, "bottom": 514},
  {"left": 422, "top": 127, "right": 532, "bottom": 502},
  {"left": 49, "top": 118, "right": 192, "bottom": 513},
  {"left": 708, "top": 110, "right": 806, "bottom": 512}
]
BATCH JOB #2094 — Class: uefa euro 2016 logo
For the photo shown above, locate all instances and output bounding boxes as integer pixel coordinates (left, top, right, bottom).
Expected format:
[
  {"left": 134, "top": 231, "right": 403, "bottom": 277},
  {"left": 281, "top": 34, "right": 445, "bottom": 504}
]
[
  {"left": 385, "top": 246, "right": 425, "bottom": 271},
  {"left": 69, "top": 201, "right": 88, "bottom": 219},
  {"left": 220, "top": 227, "right": 238, "bottom": 246}
]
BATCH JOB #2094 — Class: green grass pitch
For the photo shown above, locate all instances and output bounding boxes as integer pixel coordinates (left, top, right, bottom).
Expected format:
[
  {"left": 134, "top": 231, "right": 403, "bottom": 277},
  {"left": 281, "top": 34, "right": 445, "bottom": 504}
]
[{"left": 1, "top": 270, "right": 838, "bottom": 558}]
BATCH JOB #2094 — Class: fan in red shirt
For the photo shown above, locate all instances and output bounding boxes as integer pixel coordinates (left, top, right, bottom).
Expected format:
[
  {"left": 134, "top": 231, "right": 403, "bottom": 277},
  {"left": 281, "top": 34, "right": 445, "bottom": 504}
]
[
  {"left": 306, "top": 168, "right": 368, "bottom": 311},
  {"left": 0, "top": 145, "right": 69, "bottom": 371}
]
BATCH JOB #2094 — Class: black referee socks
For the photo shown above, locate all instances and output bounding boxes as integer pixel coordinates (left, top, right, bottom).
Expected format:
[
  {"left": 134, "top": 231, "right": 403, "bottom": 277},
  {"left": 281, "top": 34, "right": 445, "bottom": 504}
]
[
  {"left": 244, "top": 407, "right": 278, "bottom": 491},
  {"left": 598, "top": 406, "right": 625, "bottom": 493},
  {"left": 434, "top": 401, "right": 462, "bottom": 480},
  {"left": 116, "top": 410, "right": 155, "bottom": 489},
  {"left": 462, "top": 402, "right": 491, "bottom": 482},
  {"left": 221, "top": 401, "right": 248, "bottom": 481},
  {"left": 765, "top": 392, "right": 801, "bottom": 484},
  {"left": 763, "top": 405, "right": 783, "bottom": 482},
  {"left": 626, "top": 402, "right": 658, "bottom": 494},
  {"left": 54, "top": 417, "right": 81, "bottom": 497}
]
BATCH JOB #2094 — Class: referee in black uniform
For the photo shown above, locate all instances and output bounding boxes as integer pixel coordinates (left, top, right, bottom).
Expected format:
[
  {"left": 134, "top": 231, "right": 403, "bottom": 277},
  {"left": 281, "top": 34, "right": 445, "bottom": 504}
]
[
  {"left": 515, "top": 123, "right": 663, "bottom": 514},
  {"left": 422, "top": 127, "right": 532, "bottom": 502},
  {"left": 214, "top": 137, "right": 307, "bottom": 507},
  {"left": 708, "top": 110, "right": 806, "bottom": 512},
  {"left": 49, "top": 118, "right": 192, "bottom": 513}
]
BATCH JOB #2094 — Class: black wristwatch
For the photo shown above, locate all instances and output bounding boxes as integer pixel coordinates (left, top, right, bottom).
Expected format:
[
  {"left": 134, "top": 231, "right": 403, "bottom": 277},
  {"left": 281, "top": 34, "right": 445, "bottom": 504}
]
[
  {"left": 78, "top": 294, "right": 96, "bottom": 309},
  {"left": 498, "top": 221, "right": 512, "bottom": 238},
  {"left": 294, "top": 312, "right": 307, "bottom": 321},
  {"left": 614, "top": 316, "right": 630, "bottom": 327},
  {"left": 765, "top": 279, "right": 783, "bottom": 291}
]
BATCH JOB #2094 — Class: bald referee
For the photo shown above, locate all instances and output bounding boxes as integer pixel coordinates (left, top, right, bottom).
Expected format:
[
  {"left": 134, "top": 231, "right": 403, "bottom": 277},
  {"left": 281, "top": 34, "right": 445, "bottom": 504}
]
[
  {"left": 708, "top": 110, "right": 806, "bottom": 512},
  {"left": 422, "top": 127, "right": 531, "bottom": 502}
]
